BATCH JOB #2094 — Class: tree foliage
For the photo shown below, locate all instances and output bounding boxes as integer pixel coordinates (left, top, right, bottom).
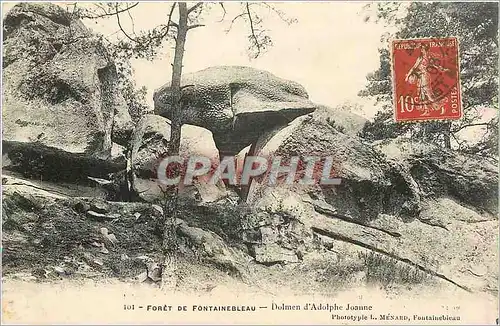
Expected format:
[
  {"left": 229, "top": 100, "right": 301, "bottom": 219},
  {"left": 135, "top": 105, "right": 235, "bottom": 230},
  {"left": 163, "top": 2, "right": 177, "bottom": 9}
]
[{"left": 360, "top": 2, "right": 498, "bottom": 157}]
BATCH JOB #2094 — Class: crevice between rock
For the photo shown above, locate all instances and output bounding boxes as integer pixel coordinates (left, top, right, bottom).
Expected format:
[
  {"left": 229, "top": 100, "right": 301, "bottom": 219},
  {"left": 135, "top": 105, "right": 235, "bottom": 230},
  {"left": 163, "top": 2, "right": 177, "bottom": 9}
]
[
  {"left": 310, "top": 226, "right": 471, "bottom": 293},
  {"left": 310, "top": 201, "right": 402, "bottom": 238},
  {"left": 417, "top": 218, "right": 449, "bottom": 231}
]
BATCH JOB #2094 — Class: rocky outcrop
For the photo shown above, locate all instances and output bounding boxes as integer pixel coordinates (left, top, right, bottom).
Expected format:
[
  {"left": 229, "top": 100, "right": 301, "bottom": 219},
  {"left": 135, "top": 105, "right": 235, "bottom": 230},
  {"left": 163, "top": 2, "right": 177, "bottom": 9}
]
[
  {"left": 374, "top": 138, "right": 498, "bottom": 216},
  {"left": 242, "top": 182, "right": 497, "bottom": 294},
  {"left": 312, "top": 105, "right": 368, "bottom": 136},
  {"left": 2, "top": 182, "right": 163, "bottom": 280},
  {"left": 2, "top": 175, "right": 250, "bottom": 283},
  {"left": 129, "top": 114, "right": 225, "bottom": 203},
  {"left": 154, "top": 66, "right": 318, "bottom": 156},
  {"left": 2, "top": 3, "right": 133, "bottom": 182},
  {"left": 235, "top": 116, "right": 498, "bottom": 294},
  {"left": 248, "top": 116, "right": 421, "bottom": 222}
]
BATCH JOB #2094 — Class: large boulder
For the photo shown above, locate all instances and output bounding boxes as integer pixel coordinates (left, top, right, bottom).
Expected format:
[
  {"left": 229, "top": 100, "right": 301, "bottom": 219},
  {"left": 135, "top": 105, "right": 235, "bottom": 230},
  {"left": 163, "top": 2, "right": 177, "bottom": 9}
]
[
  {"left": 130, "top": 114, "right": 225, "bottom": 203},
  {"left": 248, "top": 116, "right": 421, "bottom": 222},
  {"left": 153, "top": 66, "right": 318, "bottom": 156},
  {"left": 2, "top": 3, "right": 133, "bottom": 181}
]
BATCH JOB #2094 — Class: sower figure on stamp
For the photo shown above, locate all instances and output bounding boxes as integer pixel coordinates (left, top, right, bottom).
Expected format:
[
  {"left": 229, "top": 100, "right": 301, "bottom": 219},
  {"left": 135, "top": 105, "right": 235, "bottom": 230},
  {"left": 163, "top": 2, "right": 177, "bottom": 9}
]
[{"left": 405, "top": 44, "right": 450, "bottom": 116}]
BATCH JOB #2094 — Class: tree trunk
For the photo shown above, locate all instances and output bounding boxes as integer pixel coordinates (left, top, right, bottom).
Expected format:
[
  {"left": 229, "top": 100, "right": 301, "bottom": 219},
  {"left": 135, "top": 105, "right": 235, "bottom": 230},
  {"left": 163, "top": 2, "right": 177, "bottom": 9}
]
[
  {"left": 168, "top": 5, "right": 188, "bottom": 157},
  {"left": 443, "top": 121, "right": 452, "bottom": 149},
  {"left": 161, "top": 2, "right": 189, "bottom": 291}
]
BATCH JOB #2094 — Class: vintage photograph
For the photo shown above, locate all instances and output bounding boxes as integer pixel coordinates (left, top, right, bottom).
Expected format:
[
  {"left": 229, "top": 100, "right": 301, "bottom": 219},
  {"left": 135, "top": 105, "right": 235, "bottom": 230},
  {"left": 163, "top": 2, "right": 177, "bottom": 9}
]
[{"left": 1, "top": 1, "right": 498, "bottom": 324}]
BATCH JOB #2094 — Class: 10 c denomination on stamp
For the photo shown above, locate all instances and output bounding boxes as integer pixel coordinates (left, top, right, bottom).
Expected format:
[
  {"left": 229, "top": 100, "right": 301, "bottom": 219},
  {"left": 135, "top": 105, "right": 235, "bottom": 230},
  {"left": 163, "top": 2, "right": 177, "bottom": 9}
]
[{"left": 391, "top": 37, "right": 462, "bottom": 122}]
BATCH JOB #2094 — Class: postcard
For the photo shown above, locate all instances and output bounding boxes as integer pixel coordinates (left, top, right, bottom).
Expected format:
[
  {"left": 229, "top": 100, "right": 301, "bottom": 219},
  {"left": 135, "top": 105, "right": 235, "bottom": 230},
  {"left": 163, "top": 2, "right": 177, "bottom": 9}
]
[{"left": 2, "top": 1, "right": 498, "bottom": 325}]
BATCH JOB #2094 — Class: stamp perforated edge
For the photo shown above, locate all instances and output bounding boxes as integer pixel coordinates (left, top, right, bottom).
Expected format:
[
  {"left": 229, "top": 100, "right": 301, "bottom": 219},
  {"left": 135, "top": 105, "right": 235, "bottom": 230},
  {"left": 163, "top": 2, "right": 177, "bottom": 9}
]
[{"left": 389, "top": 36, "right": 464, "bottom": 123}]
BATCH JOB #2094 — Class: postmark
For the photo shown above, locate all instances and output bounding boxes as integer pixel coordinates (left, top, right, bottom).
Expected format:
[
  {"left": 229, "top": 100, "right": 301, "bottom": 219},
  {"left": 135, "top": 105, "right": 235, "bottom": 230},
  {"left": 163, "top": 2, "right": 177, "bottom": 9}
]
[{"left": 391, "top": 37, "right": 462, "bottom": 122}]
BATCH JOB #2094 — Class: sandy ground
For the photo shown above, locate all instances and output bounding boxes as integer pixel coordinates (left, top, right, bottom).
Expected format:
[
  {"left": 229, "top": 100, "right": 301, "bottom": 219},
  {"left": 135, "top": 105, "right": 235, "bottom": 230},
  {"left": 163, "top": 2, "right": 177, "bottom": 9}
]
[{"left": 2, "top": 278, "right": 498, "bottom": 325}]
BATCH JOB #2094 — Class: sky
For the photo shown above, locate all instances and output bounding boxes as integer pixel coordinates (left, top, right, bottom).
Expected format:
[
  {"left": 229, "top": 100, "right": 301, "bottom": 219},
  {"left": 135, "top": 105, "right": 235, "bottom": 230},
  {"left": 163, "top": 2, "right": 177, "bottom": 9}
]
[
  {"left": 32, "top": 1, "right": 391, "bottom": 119},
  {"left": 123, "top": 2, "right": 388, "bottom": 119},
  {"left": 2, "top": 1, "right": 495, "bottom": 144}
]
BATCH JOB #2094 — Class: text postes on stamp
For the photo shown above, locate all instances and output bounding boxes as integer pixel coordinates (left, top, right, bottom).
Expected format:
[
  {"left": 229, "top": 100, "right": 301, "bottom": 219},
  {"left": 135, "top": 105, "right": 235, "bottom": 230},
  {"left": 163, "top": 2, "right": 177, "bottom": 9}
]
[{"left": 391, "top": 37, "right": 462, "bottom": 122}]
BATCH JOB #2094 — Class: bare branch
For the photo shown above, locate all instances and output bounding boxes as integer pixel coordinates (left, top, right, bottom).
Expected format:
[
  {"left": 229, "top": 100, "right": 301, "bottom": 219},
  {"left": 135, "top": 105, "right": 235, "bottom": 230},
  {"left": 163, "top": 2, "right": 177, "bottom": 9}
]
[
  {"left": 246, "top": 3, "right": 262, "bottom": 58},
  {"left": 167, "top": 2, "right": 177, "bottom": 28},
  {"left": 119, "top": 2, "right": 175, "bottom": 50},
  {"left": 261, "top": 3, "right": 296, "bottom": 25},
  {"left": 217, "top": 2, "right": 226, "bottom": 22},
  {"left": 187, "top": 2, "right": 204, "bottom": 14},
  {"left": 115, "top": 3, "right": 138, "bottom": 43},
  {"left": 451, "top": 122, "right": 492, "bottom": 133},
  {"left": 94, "top": 3, "right": 109, "bottom": 17},
  {"left": 76, "top": 2, "right": 174, "bottom": 52},
  {"left": 261, "top": 2, "right": 297, "bottom": 25},
  {"left": 83, "top": 2, "right": 140, "bottom": 19},
  {"left": 226, "top": 12, "right": 246, "bottom": 33},
  {"left": 116, "top": 2, "right": 140, "bottom": 15},
  {"left": 169, "top": 21, "right": 179, "bottom": 28},
  {"left": 127, "top": 7, "right": 137, "bottom": 36},
  {"left": 188, "top": 24, "right": 205, "bottom": 30}
]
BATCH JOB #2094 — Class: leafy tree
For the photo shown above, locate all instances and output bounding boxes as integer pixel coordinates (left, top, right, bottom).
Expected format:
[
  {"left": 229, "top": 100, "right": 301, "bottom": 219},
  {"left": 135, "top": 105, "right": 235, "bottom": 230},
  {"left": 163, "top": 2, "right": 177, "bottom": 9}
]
[
  {"left": 121, "top": 82, "right": 150, "bottom": 124},
  {"left": 107, "top": 50, "right": 150, "bottom": 123},
  {"left": 360, "top": 2, "right": 498, "bottom": 157},
  {"left": 71, "top": 1, "right": 296, "bottom": 290}
]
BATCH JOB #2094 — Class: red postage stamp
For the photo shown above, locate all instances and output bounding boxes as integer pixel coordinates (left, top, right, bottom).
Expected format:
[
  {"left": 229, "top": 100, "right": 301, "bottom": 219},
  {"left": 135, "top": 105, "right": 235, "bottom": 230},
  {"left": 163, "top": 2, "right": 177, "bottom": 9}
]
[{"left": 391, "top": 37, "right": 462, "bottom": 122}]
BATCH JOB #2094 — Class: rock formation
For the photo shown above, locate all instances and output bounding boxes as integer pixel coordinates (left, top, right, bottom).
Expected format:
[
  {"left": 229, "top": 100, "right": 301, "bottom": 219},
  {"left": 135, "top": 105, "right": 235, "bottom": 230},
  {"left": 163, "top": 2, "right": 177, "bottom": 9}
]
[
  {"left": 2, "top": 3, "right": 133, "bottom": 183},
  {"left": 2, "top": 3, "right": 498, "bottom": 303},
  {"left": 243, "top": 118, "right": 498, "bottom": 293},
  {"left": 129, "top": 114, "right": 225, "bottom": 203},
  {"left": 153, "top": 66, "right": 318, "bottom": 156},
  {"left": 248, "top": 116, "right": 422, "bottom": 221}
]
